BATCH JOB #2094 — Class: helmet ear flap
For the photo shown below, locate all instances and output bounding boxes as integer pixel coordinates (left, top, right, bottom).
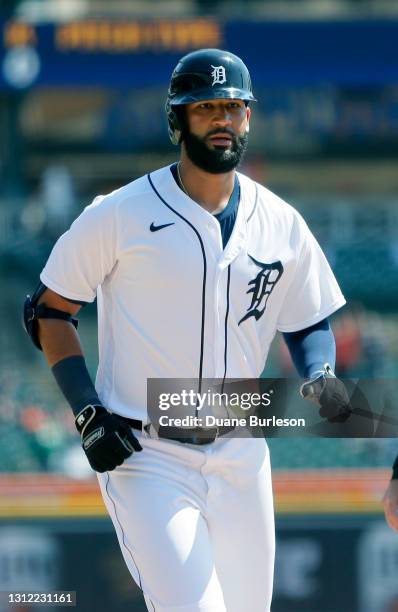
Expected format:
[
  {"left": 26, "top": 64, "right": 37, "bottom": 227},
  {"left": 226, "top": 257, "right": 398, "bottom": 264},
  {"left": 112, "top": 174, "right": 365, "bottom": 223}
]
[
  {"left": 166, "top": 99, "right": 182, "bottom": 146},
  {"left": 169, "top": 110, "right": 182, "bottom": 146}
]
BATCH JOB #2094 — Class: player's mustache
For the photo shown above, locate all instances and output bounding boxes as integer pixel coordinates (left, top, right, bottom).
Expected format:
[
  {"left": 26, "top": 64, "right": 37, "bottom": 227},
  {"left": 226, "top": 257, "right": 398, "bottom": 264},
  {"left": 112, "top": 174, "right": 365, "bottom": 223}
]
[{"left": 206, "top": 128, "right": 236, "bottom": 141}]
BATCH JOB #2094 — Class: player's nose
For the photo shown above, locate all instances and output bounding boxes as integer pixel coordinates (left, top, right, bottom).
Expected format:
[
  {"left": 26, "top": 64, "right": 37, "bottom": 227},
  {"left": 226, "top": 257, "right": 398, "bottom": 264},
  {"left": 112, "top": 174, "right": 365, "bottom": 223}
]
[{"left": 212, "top": 106, "right": 233, "bottom": 126}]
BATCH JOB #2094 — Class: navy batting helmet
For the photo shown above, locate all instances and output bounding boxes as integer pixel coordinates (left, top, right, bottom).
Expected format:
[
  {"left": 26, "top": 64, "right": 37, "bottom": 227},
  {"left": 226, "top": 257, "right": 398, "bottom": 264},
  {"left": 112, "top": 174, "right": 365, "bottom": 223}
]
[{"left": 166, "top": 48, "right": 256, "bottom": 145}]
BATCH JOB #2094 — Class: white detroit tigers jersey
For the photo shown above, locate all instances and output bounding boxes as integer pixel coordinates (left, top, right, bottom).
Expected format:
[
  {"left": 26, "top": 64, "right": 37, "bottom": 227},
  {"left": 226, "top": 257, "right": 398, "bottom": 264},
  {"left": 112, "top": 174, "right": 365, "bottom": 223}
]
[{"left": 40, "top": 165, "right": 345, "bottom": 421}]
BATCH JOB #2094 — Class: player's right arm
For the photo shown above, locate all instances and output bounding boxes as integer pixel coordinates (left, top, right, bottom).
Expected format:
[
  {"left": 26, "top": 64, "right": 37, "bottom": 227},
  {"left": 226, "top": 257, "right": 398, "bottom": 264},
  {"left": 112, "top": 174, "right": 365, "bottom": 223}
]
[
  {"left": 25, "top": 195, "right": 142, "bottom": 472},
  {"left": 27, "top": 286, "right": 142, "bottom": 473},
  {"left": 29, "top": 286, "right": 142, "bottom": 473}
]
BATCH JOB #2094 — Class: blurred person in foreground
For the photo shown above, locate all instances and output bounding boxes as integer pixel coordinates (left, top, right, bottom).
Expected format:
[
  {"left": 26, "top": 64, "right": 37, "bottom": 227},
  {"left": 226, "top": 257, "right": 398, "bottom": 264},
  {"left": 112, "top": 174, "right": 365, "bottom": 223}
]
[
  {"left": 23, "top": 49, "right": 352, "bottom": 611},
  {"left": 383, "top": 455, "right": 398, "bottom": 532}
]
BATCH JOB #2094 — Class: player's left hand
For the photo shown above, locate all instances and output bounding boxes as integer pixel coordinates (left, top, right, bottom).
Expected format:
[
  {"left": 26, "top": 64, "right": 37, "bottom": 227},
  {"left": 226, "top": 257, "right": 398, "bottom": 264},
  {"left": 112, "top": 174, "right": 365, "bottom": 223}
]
[
  {"left": 300, "top": 365, "right": 352, "bottom": 423},
  {"left": 383, "top": 479, "right": 398, "bottom": 532}
]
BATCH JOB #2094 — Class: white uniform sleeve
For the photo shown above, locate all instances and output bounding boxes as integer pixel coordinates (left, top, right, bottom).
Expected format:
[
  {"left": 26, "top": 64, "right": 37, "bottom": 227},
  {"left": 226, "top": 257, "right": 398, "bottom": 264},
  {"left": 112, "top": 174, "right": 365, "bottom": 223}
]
[
  {"left": 277, "top": 214, "right": 346, "bottom": 332},
  {"left": 40, "top": 195, "right": 118, "bottom": 302}
]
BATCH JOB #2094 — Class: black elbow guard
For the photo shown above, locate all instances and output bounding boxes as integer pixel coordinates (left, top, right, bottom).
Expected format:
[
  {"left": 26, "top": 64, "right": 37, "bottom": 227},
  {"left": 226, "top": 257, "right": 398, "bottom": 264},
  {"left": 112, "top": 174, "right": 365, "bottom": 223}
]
[{"left": 23, "top": 281, "right": 79, "bottom": 351}]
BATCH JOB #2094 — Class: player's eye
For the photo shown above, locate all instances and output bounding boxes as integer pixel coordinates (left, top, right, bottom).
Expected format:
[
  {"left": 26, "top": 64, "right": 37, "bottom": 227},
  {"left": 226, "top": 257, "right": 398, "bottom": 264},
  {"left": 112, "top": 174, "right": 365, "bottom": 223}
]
[{"left": 228, "top": 102, "right": 243, "bottom": 110}]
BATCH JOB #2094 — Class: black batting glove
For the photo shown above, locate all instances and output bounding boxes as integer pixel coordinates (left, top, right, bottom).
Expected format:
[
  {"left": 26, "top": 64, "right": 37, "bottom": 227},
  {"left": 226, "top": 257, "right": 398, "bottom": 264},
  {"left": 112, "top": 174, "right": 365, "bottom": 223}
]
[
  {"left": 300, "top": 364, "right": 352, "bottom": 423},
  {"left": 75, "top": 404, "right": 142, "bottom": 473}
]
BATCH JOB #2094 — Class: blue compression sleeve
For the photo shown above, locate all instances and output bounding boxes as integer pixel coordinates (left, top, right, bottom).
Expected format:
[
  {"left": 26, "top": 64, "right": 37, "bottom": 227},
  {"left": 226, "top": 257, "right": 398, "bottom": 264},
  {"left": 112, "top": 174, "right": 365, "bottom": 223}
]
[
  {"left": 282, "top": 318, "right": 336, "bottom": 379},
  {"left": 51, "top": 355, "right": 101, "bottom": 416}
]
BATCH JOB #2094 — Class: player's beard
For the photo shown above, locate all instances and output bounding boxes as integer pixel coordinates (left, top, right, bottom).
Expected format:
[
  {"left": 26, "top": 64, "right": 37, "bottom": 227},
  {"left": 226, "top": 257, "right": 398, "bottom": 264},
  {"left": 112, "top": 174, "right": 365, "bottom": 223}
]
[{"left": 182, "top": 128, "right": 248, "bottom": 174}]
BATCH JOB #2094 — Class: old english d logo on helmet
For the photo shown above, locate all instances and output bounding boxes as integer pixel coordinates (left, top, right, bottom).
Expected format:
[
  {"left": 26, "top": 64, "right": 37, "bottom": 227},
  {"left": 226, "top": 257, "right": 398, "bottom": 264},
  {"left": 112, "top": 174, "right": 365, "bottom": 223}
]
[
  {"left": 165, "top": 48, "right": 256, "bottom": 145},
  {"left": 211, "top": 65, "right": 226, "bottom": 86}
]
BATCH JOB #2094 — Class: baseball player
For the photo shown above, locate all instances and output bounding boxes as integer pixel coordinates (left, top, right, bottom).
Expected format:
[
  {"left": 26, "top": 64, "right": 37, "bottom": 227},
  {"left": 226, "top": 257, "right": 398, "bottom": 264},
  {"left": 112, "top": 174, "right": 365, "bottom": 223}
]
[
  {"left": 24, "top": 49, "right": 351, "bottom": 611},
  {"left": 383, "top": 455, "right": 398, "bottom": 532}
]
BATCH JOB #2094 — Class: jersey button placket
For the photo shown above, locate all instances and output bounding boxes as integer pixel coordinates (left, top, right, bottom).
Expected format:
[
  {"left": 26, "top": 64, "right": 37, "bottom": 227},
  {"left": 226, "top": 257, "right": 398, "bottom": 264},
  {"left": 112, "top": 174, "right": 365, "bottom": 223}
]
[
  {"left": 213, "top": 265, "right": 226, "bottom": 379},
  {"left": 201, "top": 218, "right": 223, "bottom": 378}
]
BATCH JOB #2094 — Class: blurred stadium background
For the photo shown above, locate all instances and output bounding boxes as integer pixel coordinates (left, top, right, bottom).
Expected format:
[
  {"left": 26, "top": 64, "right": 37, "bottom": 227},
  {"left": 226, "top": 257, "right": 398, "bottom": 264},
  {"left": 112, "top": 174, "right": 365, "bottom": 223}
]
[{"left": 0, "top": 0, "right": 398, "bottom": 610}]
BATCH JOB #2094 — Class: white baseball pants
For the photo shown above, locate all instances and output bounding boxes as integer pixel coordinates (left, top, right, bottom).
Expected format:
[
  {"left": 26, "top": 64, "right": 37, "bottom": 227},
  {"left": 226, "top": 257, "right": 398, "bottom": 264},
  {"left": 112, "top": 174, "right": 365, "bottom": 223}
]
[{"left": 97, "top": 427, "right": 275, "bottom": 612}]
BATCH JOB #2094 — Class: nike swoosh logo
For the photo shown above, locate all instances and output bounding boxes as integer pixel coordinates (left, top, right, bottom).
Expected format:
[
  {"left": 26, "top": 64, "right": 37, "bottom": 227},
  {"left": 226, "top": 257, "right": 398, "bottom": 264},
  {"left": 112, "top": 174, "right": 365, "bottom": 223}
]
[{"left": 150, "top": 222, "right": 175, "bottom": 232}]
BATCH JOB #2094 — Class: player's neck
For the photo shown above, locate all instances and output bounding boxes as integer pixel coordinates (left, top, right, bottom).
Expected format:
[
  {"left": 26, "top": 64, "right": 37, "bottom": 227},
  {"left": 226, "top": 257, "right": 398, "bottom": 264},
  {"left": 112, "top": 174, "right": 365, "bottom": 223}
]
[{"left": 178, "top": 155, "right": 235, "bottom": 215}]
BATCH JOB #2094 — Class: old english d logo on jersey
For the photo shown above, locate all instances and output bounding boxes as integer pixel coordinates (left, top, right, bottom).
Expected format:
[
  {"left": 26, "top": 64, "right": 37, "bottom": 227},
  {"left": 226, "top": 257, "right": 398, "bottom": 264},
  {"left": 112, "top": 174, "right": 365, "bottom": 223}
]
[
  {"left": 239, "top": 256, "right": 284, "bottom": 325},
  {"left": 211, "top": 65, "right": 226, "bottom": 85}
]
